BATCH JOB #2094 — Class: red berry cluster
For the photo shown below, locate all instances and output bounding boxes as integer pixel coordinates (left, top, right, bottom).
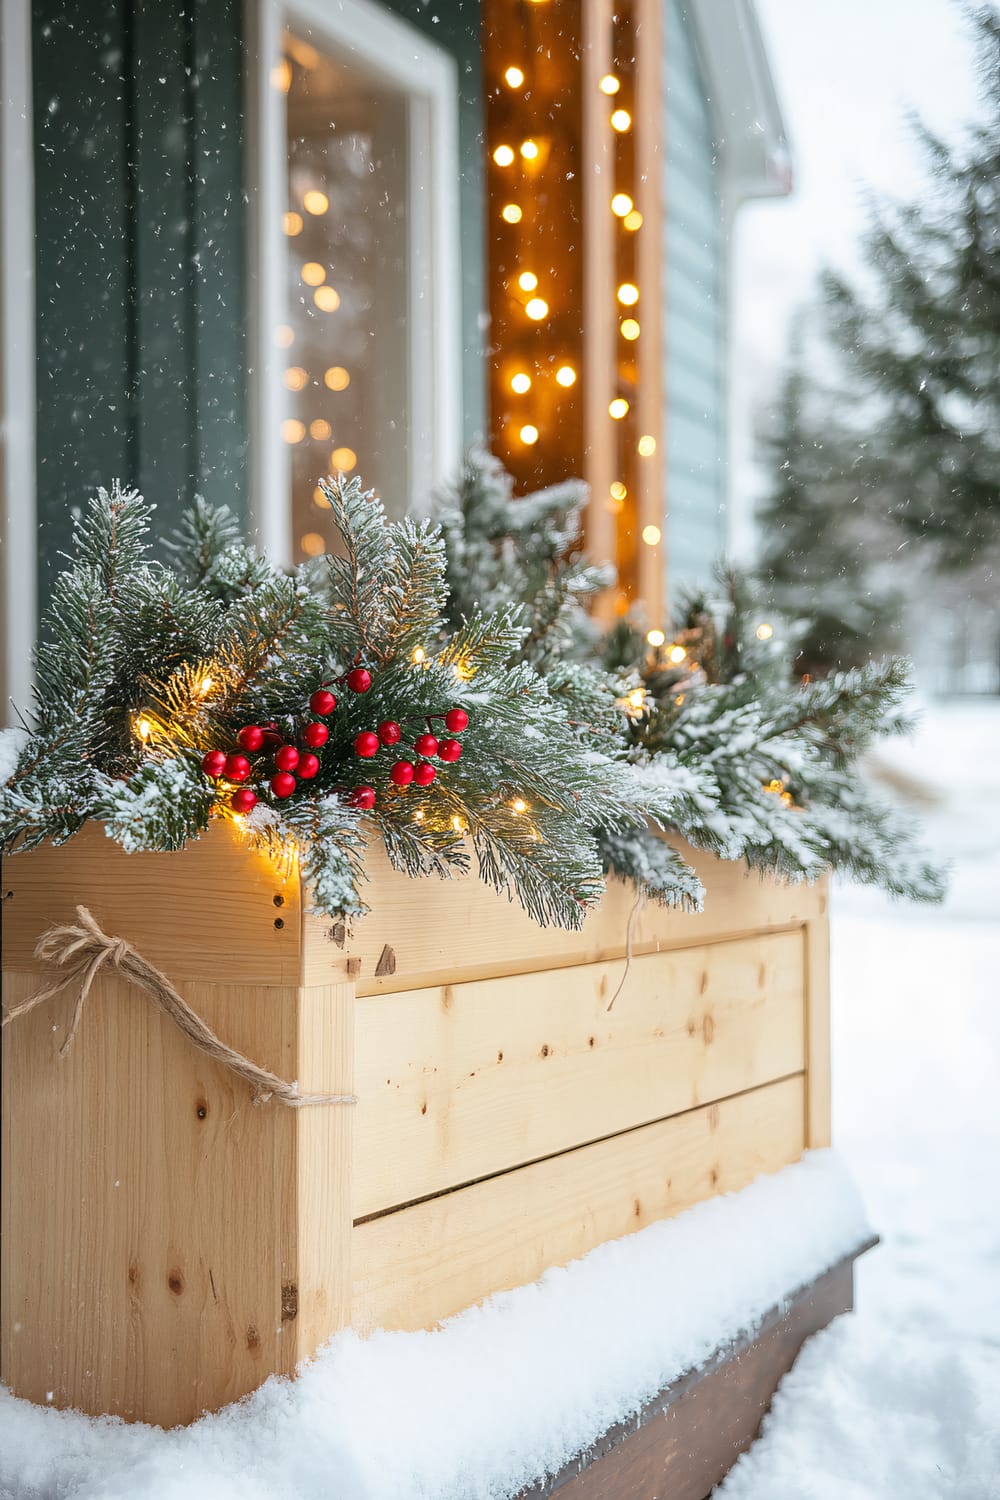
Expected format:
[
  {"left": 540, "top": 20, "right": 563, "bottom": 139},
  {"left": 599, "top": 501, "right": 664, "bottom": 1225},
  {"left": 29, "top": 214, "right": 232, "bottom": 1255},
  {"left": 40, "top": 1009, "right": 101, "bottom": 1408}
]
[
  {"left": 350, "top": 706, "right": 468, "bottom": 808},
  {"left": 200, "top": 667, "right": 373, "bottom": 813}
]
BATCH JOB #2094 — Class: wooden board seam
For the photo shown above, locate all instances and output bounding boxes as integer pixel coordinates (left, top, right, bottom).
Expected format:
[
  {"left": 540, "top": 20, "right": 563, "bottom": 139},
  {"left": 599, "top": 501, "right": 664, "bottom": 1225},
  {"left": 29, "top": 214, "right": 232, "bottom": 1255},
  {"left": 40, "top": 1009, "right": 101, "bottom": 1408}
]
[{"left": 352, "top": 1067, "right": 807, "bottom": 1226}]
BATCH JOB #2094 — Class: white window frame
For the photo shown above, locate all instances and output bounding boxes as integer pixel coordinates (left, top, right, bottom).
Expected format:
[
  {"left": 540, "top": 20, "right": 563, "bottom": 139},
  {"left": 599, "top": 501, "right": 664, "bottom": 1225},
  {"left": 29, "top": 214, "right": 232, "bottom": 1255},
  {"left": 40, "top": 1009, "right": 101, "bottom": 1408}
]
[
  {"left": 0, "top": 0, "right": 37, "bottom": 723},
  {"left": 246, "top": 0, "right": 463, "bottom": 562}
]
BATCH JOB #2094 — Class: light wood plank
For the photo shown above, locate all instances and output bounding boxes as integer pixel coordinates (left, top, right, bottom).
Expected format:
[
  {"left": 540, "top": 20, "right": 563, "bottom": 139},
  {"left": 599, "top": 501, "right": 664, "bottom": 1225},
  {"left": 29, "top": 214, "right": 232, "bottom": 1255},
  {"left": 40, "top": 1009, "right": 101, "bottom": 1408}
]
[
  {"left": 2, "top": 819, "right": 302, "bottom": 984},
  {"left": 0, "top": 969, "right": 354, "bottom": 1426},
  {"left": 351, "top": 1075, "right": 806, "bottom": 1332},
  {"left": 304, "top": 840, "right": 826, "bottom": 994},
  {"left": 354, "top": 931, "right": 805, "bottom": 1217},
  {"left": 804, "top": 907, "right": 832, "bottom": 1148}
]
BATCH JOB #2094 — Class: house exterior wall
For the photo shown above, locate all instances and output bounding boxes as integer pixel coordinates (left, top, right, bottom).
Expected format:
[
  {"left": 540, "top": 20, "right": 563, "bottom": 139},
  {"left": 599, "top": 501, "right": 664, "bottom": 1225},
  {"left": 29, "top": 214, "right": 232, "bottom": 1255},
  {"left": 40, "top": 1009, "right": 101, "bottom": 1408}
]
[
  {"left": 31, "top": 0, "right": 248, "bottom": 590},
  {"left": 664, "top": 0, "right": 726, "bottom": 598}
]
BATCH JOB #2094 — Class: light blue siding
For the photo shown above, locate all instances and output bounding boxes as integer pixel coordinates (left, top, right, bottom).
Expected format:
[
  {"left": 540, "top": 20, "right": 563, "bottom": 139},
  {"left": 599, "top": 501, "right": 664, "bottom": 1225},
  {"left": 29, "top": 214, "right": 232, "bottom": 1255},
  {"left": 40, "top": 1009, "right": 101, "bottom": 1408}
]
[{"left": 664, "top": 0, "right": 726, "bottom": 598}]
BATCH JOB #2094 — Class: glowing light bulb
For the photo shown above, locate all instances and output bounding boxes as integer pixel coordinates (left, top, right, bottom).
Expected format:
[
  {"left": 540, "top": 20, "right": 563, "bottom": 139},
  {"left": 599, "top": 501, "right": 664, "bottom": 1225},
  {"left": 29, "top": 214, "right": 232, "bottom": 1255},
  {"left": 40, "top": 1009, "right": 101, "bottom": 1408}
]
[
  {"left": 283, "top": 211, "right": 303, "bottom": 237},
  {"left": 518, "top": 271, "right": 538, "bottom": 292},
  {"left": 520, "top": 138, "right": 540, "bottom": 160},
  {"left": 302, "top": 190, "right": 329, "bottom": 215},
  {"left": 511, "top": 371, "right": 532, "bottom": 394},
  {"left": 609, "top": 397, "right": 630, "bottom": 419},
  {"left": 324, "top": 366, "right": 350, "bottom": 391},
  {"left": 331, "top": 446, "right": 357, "bottom": 471},
  {"left": 504, "top": 66, "right": 525, "bottom": 88},
  {"left": 624, "top": 209, "right": 644, "bottom": 232},
  {"left": 502, "top": 203, "right": 522, "bottom": 224},
  {"left": 600, "top": 74, "right": 621, "bottom": 95},
  {"left": 301, "top": 261, "right": 326, "bottom": 286},
  {"left": 756, "top": 623, "right": 774, "bottom": 641},
  {"left": 274, "top": 325, "right": 294, "bottom": 348},
  {"left": 647, "top": 629, "right": 666, "bottom": 647},
  {"left": 611, "top": 193, "right": 634, "bottom": 218},
  {"left": 137, "top": 717, "right": 153, "bottom": 741},
  {"left": 414, "top": 809, "right": 425, "bottom": 822},
  {"left": 555, "top": 364, "right": 577, "bottom": 387},
  {"left": 284, "top": 366, "right": 308, "bottom": 391},
  {"left": 512, "top": 798, "right": 528, "bottom": 813},
  {"left": 282, "top": 419, "right": 306, "bottom": 444},
  {"left": 313, "top": 286, "right": 341, "bottom": 312},
  {"left": 198, "top": 677, "right": 214, "bottom": 696},
  {"left": 519, "top": 424, "right": 539, "bottom": 445},
  {"left": 310, "top": 418, "right": 332, "bottom": 441},
  {"left": 617, "top": 282, "right": 639, "bottom": 306},
  {"left": 412, "top": 647, "right": 427, "bottom": 664},
  {"left": 642, "top": 525, "right": 661, "bottom": 546},
  {"left": 637, "top": 434, "right": 657, "bottom": 456},
  {"left": 627, "top": 689, "right": 645, "bottom": 710},
  {"left": 611, "top": 108, "right": 631, "bottom": 132},
  {"left": 525, "top": 297, "right": 548, "bottom": 320},
  {"left": 621, "top": 318, "right": 640, "bottom": 341},
  {"left": 271, "top": 59, "right": 292, "bottom": 93},
  {"left": 300, "top": 532, "right": 326, "bottom": 557},
  {"left": 452, "top": 815, "right": 466, "bottom": 833},
  {"left": 493, "top": 144, "right": 515, "bottom": 166},
  {"left": 610, "top": 480, "right": 627, "bottom": 501},
  {"left": 668, "top": 644, "right": 687, "bottom": 664}
]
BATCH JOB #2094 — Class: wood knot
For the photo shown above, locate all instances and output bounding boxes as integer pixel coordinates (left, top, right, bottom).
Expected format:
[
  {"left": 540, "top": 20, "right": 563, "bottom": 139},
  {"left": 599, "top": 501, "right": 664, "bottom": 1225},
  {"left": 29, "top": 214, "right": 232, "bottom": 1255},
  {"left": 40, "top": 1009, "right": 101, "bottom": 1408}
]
[
  {"left": 710, "top": 1167, "right": 720, "bottom": 1187},
  {"left": 195, "top": 1099, "right": 208, "bottom": 1120},
  {"left": 246, "top": 1324, "right": 261, "bottom": 1353},
  {"left": 633, "top": 1197, "right": 642, "bottom": 1219},
  {"left": 167, "top": 1270, "right": 184, "bottom": 1296},
  {"left": 702, "top": 1014, "right": 715, "bottom": 1045},
  {"left": 420, "top": 1101, "right": 427, "bottom": 1115},
  {"left": 699, "top": 970, "right": 709, "bottom": 995},
  {"left": 329, "top": 922, "right": 346, "bottom": 948},
  {"left": 588, "top": 1036, "right": 596, "bottom": 1048},
  {"left": 375, "top": 944, "right": 396, "bottom": 977},
  {"left": 539, "top": 1043, "right": 551, "bottom": 1058},
  {"left": 496, "top": 1050, "right": 504, "bottom": 1063},
  {"left": 127, "top": 1261, "right": 139, "bottom": 1287},
  {"left": 281, "top": 1283, "right": 299, "bottom": 1322}
]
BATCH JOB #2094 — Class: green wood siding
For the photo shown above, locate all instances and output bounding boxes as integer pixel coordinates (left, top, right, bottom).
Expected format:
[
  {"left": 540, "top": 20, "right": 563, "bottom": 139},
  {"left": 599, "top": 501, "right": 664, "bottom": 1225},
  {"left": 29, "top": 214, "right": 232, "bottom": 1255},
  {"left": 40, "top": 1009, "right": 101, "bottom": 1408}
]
[
  {"left": 32, "top": 0, "right": 247, "bottom": 593},
  {"left": 664, "top": 0, "right": 725, "bottom": 597}
]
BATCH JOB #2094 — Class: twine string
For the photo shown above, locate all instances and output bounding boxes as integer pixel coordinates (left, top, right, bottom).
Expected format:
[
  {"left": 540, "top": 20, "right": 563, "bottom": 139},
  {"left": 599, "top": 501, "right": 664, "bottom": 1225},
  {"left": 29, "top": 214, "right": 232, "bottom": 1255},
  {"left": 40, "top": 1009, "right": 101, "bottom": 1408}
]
[
  {"left": 2, "top": 906, "right": 355, "bottom": 1109},
  {"left": 607, "top": 888, "right": 645, "bottom": 1012}
]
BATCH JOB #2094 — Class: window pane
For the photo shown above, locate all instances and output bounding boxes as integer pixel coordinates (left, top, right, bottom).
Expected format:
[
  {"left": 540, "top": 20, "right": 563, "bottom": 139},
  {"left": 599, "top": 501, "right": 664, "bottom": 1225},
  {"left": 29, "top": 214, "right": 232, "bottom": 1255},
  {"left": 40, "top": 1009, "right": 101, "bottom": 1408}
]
[{"left": 282, "top": 29, "right": 411, "bottom": 556}]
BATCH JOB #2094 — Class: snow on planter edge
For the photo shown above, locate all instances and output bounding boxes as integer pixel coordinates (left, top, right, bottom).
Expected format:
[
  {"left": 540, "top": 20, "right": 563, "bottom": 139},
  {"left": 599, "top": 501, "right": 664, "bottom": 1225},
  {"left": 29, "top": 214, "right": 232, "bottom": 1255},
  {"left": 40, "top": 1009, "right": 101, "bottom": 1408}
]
[{"left": 0, "top": 1150, "right": 871, "bottom": 1500}]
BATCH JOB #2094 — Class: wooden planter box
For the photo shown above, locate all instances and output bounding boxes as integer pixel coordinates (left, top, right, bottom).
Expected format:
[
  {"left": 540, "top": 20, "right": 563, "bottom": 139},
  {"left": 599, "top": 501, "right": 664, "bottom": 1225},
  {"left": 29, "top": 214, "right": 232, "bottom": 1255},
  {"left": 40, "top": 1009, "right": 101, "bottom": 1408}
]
[{"left": 1, "top": 823, "right": 830, "bottom": 1429}]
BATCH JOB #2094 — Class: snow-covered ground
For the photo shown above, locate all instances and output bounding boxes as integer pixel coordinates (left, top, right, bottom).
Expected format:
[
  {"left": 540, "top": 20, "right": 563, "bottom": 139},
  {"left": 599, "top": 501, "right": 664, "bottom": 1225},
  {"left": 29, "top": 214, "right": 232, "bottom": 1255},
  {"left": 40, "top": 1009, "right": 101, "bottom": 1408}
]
[
  {"left": 1, "top": 701, "right": 997, "bottom": 1498},
  {"left": 718, "top": 699, "right": 1000, "bottom": 1499}
]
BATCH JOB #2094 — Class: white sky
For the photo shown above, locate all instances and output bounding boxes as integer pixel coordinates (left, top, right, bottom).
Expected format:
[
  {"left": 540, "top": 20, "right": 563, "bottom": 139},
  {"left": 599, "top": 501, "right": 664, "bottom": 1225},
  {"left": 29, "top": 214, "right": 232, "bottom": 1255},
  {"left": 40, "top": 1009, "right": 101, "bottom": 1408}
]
[{"left": 729, "top": 0, "right": 981, "bottom": 557}]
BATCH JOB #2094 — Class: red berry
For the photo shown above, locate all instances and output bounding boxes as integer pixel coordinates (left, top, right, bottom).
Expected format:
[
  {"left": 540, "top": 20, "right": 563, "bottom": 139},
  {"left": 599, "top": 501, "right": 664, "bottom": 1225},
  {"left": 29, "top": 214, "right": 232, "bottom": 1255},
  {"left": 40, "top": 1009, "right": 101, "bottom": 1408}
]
[
  {"left": 298, "top": 751, "right": 320, "bottom": 779},
  {"left": 270, "top": 771, "right": 297, "bottom": 799},
  {"left": 438, "top": 739, "right": 462, "bottom": 763},
  {"left": 444, "top": 708, "right": 469, "bottom": 734},
  {"left": 349, "top": 785, "right": 376, "bottom": 810},
  {"left": 346, "top": 667, "right": 372, "bottom": 693},
  {"left": 354, "top": 731, "right": 380, "bottom": 758},
  {"left": 378, "top": 720, "right": 402, "bottom": 746},
  {"left": 414, "top": 762, "right": 436, "bottom": 787},
  {"left": 414, "top": 733, "right": 439, "bottom": 758},
  {"left": 309, "top": 689, "right": 337, "bottom": 716},
  {"left": 390, "top": 760, "right": 415, "bottom": 787},
  {"left": 274, "top": 744, "right": 300, "bottom": 772},
  {"left": 237, "top": 725, "right": 265, "bottom": 752},
  {"left": 303, "top": 721, "right": 329, "bottom": 749},
  {"left": 224, "top": 753, "right": 252, "bottom": 782},
  {"left": 201, "top": 750, "right": 227, "bottom": 778},
  {"left": 231, "top": 788, "right": 258, "bottom": 814}
]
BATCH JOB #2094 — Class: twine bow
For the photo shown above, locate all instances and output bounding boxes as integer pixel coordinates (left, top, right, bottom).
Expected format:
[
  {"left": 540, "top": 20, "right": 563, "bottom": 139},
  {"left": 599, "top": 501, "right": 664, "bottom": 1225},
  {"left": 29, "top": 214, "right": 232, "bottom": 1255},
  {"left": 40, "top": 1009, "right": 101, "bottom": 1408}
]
[{"left": 1, "top": 906, "right": 355, "bottom": 1109}]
